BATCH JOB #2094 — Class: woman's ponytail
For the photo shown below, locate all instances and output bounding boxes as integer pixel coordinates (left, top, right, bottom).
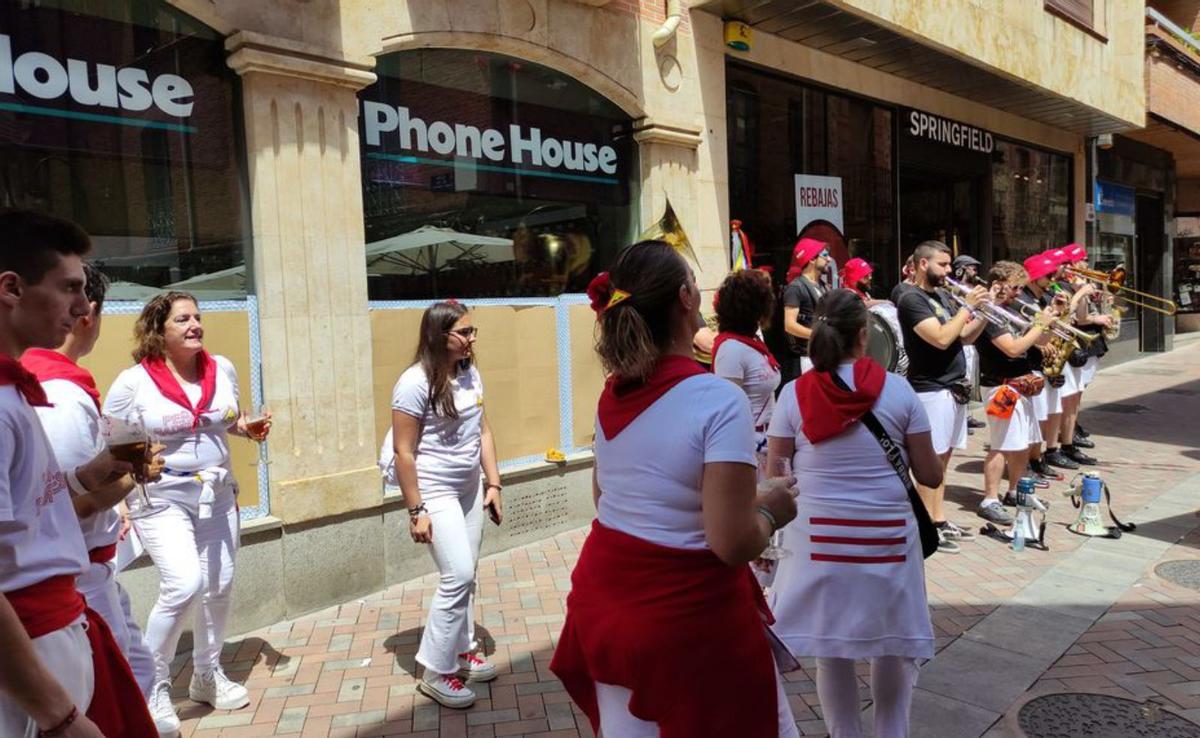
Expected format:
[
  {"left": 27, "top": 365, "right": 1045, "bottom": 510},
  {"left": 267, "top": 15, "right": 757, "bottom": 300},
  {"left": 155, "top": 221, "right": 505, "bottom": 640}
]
[{"left": 808, "top": 289, "right": 868, "bottom": 373}]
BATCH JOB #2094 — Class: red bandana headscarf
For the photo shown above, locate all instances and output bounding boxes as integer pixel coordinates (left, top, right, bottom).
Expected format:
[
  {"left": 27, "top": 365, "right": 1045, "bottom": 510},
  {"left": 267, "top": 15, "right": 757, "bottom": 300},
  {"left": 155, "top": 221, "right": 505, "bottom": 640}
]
[
  {"left": 21, "top": 349, "right": 100, "bottom": 411},
  {"left": 0, "top": 354, "right": 51, "bottom": 407},
  {"left": 597, "top": 355, "right": 707, "bottom": 439},
  {"left": 140, "top": 351, "right": 218, "bottom": 429},
  {"left": 795, "top": 357, "right": 886, "bottom": 444}
]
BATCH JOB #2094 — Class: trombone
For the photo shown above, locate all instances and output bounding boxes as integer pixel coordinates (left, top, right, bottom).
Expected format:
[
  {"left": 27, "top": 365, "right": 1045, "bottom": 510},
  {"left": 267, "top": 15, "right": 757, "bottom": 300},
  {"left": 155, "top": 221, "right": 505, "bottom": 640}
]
[{"left": 1065, "top": 266, "right": 1179, "bottom": 316}]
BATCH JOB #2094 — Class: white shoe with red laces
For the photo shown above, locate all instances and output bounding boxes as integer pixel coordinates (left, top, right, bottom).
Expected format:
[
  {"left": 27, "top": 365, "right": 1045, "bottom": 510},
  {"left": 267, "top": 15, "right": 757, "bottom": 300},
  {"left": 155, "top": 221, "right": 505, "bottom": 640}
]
[
  {"left": 457, "top": 651, "right": 498, "bottom": 683},
  {"left": 418, "top": 672, "right": 476, "bottom": 709}
]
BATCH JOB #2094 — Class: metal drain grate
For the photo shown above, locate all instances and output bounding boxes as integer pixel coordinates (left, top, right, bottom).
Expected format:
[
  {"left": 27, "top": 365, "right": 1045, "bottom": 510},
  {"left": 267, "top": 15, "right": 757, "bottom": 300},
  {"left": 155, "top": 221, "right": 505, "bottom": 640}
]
[
  {"left": 1156, "top": 560, "right": 1200, "bottom": 591},
  {"left": 1018, "top": 693, "right": 1200, "bottom": 737},
  {"left": 1091, "top": 403, "right": 1152, "bottom": 414}
]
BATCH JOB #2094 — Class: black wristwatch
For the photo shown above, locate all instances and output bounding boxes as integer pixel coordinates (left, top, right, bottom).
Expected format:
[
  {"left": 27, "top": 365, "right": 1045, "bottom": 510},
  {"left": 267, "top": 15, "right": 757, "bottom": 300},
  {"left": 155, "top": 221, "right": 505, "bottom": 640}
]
[{"left": 408, "top": 503, "right": 428, "bottom": 519}]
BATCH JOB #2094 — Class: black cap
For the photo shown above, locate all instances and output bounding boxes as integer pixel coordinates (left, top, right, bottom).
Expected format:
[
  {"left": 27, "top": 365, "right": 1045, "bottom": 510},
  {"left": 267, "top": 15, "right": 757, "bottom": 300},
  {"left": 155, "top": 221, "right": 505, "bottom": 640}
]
[{"left": 952, "top": 255, "right": 982, "bottom": 270}]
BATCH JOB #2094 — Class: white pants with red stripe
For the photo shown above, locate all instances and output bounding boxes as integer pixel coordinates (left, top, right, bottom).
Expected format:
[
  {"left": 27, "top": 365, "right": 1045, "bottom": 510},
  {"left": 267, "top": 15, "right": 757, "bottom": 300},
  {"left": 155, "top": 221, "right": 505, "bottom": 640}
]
[{"left": 0, "top": 620, "right": 93, "bottom": 738}]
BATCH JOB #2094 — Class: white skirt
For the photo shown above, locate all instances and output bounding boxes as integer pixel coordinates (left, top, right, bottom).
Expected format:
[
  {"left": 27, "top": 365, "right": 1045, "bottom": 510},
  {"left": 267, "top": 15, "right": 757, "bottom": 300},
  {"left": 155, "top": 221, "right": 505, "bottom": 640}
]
[
  {"left": 1080, "top": 355, "right": 1100, "bottom": 388},
  {"left": 917, "top": 389, "right": 967, "bottom": 455},
  {"left": 769, "top": 498, "right": 934, "bottom": 661},
  {"left": 982, "top": 387, "right": 1043, "bottom": 452},
  {"left": 1030, "top": 373, "right": 1063, "bottom": 421}
]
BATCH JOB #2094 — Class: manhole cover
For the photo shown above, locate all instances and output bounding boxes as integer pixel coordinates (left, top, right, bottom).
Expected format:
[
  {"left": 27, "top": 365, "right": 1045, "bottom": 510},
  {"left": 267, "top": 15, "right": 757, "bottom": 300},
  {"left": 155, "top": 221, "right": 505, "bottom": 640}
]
[
  {"left": 1159, "top": 388, "right": 1200, "bottom": 396},
  {"left": 1156, "top": 560, "right": 1200, "bottom": 590},
  {"left": 1018, "top": 693, "right": 1200, "bottom": 737},
  {"left": 1091, "top": 403, "right": 1151, "bottom": 414}
]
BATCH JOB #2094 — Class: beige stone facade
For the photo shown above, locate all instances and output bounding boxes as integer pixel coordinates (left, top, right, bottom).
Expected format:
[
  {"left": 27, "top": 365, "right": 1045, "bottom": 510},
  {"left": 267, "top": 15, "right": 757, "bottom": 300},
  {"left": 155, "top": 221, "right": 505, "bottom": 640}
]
[{"left": 99, "top": 0, "right": 1155, "bottom": 629}]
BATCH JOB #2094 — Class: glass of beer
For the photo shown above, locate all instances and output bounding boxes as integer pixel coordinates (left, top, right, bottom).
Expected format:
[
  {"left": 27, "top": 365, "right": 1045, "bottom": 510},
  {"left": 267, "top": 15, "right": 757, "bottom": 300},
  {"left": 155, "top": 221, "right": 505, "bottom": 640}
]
[
  {"left": 103, "top": 414, "right": 167, "bottom": 519},
  {"left": 759, "top": 457, "right": 793, "bottom": 561},
  {"left": 244, "top": 405, "right": 271, "bottom": 468}
]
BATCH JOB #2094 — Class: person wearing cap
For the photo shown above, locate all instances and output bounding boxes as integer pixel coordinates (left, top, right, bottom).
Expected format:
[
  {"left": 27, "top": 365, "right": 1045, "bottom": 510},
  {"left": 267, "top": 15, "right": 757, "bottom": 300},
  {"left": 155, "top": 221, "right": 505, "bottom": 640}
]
[
  {"left": 781, "top": 237, "right": 831, "bottom": 383},
  {"left": 1018, "top": 252, "right": 1080, "bottom": 474},
  {"left": 895, "top": 241, "right": 990, "bottom": 554},
  {"left": 844, "top": 259, "right": 909, "bottom": 377},
  {"left": 952, "top": 256, "right": 988, "bottom": 434}
]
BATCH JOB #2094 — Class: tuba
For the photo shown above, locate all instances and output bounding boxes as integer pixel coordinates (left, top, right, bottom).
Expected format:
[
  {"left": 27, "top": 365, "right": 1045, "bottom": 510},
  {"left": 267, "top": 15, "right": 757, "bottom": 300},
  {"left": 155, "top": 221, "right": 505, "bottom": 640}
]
[{"left": 638, "top": 197, "right": 698, "bottom": 265}]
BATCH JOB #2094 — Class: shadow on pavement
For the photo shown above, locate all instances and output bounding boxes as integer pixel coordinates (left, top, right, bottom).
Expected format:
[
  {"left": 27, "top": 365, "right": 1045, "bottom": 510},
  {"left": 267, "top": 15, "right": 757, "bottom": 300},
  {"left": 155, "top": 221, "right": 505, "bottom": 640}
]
[{"left": 1077, "top": 377, "right": 1200, "bottom": 449}]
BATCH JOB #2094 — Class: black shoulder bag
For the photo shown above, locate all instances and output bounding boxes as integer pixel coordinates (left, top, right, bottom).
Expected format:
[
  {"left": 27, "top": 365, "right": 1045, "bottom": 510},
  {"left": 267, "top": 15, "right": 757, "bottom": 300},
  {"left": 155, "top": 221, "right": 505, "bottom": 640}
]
[{"left": 830, "top": 373, "right": 939, "bottom": 559}]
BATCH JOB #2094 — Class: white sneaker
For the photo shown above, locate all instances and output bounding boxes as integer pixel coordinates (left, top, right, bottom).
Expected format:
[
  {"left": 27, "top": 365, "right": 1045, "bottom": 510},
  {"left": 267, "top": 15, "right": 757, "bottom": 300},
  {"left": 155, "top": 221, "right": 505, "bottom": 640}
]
[
  {"left": 149, "top": 680, "right": 181, "bottom": 736},
  {"left": 417, "top": 672, "right": 476, "bottom": 709},
  {"left": 456, "top": 651, "right": 498, "bottom": 682},
  {"left": 189, "top": 667, "right": 250, "bottom": 710}
]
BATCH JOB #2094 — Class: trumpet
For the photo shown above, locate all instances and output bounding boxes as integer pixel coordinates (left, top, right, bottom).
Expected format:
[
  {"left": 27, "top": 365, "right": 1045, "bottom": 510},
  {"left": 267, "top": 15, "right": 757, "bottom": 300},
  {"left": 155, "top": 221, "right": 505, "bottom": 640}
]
[
  {"left": 1014, "top": 302, "right": 1096, "bottom": 347},
  {"left": 1065, "top": 265, "right": 1179, "bottom": 316},
  {"left": 943, "top": 276, "right": 1033, "bottom": 335}
]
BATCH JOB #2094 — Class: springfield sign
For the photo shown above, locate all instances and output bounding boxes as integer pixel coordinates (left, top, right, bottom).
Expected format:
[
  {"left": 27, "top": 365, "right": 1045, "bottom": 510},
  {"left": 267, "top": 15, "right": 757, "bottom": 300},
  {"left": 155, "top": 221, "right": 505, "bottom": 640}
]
[
  {"left": 794, "top": 174, "right": 843, "bottom": 234},
  {"left": 904, "top": 109, "right": 994, "bottom": 154}
]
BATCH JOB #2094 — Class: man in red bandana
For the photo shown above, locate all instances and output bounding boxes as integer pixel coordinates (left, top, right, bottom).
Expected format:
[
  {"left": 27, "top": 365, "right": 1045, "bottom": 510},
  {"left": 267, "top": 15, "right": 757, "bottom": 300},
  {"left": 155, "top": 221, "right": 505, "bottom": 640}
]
[
  {"left": 22, "top": 263, "right": 160, "bottom": 713},
  {"left": 0, "top": 210, "right": 156, "bottom": 738},
  {"left": 781, "top": 237, "right": 831, "bottom": 383}
]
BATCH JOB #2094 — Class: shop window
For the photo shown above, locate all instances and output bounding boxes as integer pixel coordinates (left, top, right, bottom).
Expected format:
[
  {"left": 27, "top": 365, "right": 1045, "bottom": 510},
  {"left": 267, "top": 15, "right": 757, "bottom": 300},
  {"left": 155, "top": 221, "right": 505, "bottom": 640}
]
[
  {"left": 990, "top": 141, "right": 1072, "bottom": 264},
  {"left": 0, "top": 1, "right": 251, "bottom": 300},
  {"left": 358, "top": 49, "right": 637, "bottom": 300}
]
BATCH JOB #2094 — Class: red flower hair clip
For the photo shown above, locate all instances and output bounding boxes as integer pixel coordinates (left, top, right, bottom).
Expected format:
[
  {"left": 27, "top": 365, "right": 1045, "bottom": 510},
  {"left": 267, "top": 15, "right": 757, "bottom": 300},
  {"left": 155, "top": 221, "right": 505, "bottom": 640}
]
[{"left": 587, "top": 272, "right": 612, "bottom": 316}]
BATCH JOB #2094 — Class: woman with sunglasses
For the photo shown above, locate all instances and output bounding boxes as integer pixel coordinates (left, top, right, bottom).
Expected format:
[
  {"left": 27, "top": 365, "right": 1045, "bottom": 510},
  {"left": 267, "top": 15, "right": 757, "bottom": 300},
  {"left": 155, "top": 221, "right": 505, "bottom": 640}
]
[{"left": 390, "top": 301, "right": 503, "bottom": 709}]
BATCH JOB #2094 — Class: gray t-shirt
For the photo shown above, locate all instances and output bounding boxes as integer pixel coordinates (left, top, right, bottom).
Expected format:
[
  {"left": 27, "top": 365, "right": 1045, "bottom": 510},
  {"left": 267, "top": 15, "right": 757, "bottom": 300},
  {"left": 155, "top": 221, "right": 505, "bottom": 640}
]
[{"left": 386, "top": 363, "right": 483, "bottom": 498}]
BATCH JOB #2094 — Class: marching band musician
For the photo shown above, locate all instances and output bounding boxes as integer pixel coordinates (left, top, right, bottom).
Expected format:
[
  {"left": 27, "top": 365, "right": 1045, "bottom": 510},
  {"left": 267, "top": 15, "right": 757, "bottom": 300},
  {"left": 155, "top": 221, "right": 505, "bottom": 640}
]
[
  {"left": 552, "top": 240, "right": 800, "bottom": 737},
  {"left": 1054, "top": 244, "right": 1110, "bottom": 465},
  {"left": 844, "top": 258, "right": 909, "bottom": 377},
  {"left": 952, "top": 255, "right": 988, "bottom": 434},
  {"left": 1018, "top": 253, "right": 1073, "bottom": 478},
  {"left": 895, "top": 241, "right": 990, "bottom": 553},
  {"left": 781, "top": 238, "right": 831, "bottom": 382},
  {"left": 974, "top": 262, "right": 1057, "bottom": 523}
]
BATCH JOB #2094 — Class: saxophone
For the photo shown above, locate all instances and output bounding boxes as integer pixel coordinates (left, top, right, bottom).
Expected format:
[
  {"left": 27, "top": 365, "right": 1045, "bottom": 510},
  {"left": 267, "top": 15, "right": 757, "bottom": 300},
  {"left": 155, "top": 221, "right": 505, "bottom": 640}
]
[{"left": 1041, "top": 334, "right": 1079, "bottom": 378}]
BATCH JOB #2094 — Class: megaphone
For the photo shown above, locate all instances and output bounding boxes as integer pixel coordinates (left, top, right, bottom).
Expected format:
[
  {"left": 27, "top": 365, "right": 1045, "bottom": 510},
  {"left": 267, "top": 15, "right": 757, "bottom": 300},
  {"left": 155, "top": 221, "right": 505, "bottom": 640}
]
[
  {"left": 1011, "top": 477, "right": 1047, "bottom": 548},
  {"left": 1066, "top": 472, "right": 1114, "bottom": 537}
]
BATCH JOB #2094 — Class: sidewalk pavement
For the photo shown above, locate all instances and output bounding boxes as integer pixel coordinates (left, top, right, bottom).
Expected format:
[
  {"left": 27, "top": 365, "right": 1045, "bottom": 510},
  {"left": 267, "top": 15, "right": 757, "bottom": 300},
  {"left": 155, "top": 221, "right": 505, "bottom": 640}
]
[{"left": 170, "top": 340, "right": 1200, "bottom": 738}]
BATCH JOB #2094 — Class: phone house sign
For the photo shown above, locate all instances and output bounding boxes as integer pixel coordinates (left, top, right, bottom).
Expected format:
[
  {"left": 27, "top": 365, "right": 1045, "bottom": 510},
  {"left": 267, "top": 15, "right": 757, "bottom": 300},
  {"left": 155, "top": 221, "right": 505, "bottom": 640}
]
[
  {"left": 0, "top": 34, "right": 194, "bottom": 117},
  {"left": 362, "top": 101, "right": 620, "bottom": 176}
]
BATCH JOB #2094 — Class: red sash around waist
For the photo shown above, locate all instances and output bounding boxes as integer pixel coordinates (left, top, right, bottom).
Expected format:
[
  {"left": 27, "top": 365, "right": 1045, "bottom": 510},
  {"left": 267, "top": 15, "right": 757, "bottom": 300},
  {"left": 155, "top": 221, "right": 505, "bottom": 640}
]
[
  {"left": 88, "top": 544, "right": 118, "bottom": 564},
  {"left": 8, "top": 576, "right": 156, "bottom": 736},
  {"left": 550, "top": 521, "right": 779, "bottom": 737}
]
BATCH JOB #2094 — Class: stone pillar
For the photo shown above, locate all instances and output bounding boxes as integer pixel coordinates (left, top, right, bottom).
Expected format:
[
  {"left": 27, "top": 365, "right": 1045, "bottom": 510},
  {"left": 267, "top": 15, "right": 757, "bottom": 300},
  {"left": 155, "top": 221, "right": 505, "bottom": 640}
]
[{"left": 226, "top": 32, "right": 380, "bottom": 524}]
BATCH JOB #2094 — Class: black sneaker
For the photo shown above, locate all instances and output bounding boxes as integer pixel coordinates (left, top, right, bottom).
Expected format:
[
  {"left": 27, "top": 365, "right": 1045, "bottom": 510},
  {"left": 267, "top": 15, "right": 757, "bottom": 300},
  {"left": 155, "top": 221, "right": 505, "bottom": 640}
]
[
  {"left": 968, "top": 417, "right": 986, "bottom": 429},
  {"left": 1075, "top": 422, "right": 1091, "bottom": 439},
  {"left": 1063, "top": 444, "right": 1098, "bottom": 466},
  {"left": 1003, "top": 491, "right": 1051, "bottom": 510},
  {"left": 978, "top": 502, "right": 1015, "bottom": 526},
  {"left": 1072, "top": 432, "right": 1095, "bottom": 449},
  {"left": 1031, "top": 459, "right": 1065, "bottom": 481},
  {"left": 1043, "top": 448, "right": 1080, "bottom": 470},
  {"left": 937, "top": 530, "right": 961, "bottom": 554},
  {"left": 940, "top": 520, "right": 976, "bottom": 541}
]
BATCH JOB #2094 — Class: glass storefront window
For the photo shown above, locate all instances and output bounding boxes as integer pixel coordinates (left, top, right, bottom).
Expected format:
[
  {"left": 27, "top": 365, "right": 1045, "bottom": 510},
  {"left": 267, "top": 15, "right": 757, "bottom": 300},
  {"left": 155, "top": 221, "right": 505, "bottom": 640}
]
[
  {"left": 0, "top": 1, "right": 250, "bottom": 300},
  {"left": 990, "top": 140, "right": 1072, "bottom": 263},
  {"left": 1176, "top": 217, "right": 1200, "bottom": 313},
  {"left": 358, "top": 49, "right": 637, "bottom": 300}
]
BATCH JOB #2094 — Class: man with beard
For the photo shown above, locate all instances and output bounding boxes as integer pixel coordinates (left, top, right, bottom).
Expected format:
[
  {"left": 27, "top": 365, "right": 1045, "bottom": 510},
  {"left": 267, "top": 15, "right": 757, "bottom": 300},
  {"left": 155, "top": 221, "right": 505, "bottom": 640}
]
[
  {"left": 895, "top": 241, "right": 990, "bottom": 553},
  {"left": 781, "top": 237, "right": 831, "bottom": 383}
]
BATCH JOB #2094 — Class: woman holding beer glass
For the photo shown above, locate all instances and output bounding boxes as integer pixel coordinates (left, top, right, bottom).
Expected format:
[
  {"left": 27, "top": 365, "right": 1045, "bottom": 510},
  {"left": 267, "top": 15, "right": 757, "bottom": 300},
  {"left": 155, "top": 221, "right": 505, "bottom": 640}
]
[
  {"left": 103, "top": 291, "right": 269, "bottom": 733},
  {"left": 391, "top": 300, "right": 503, "bottom": 709}
]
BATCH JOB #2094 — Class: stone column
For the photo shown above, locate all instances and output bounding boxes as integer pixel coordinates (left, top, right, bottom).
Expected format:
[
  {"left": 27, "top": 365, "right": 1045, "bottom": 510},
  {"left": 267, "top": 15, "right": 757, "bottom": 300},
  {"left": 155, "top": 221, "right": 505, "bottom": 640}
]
[{"left": 226, "top": 32, "right": 380, "bottom": 524}]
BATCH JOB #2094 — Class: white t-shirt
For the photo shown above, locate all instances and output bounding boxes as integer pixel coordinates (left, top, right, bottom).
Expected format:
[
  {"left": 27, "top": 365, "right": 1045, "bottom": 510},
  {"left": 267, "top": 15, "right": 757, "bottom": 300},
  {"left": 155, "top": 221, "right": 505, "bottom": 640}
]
[
  {"left": 0, "top": 386, "right": 88, "bottom": 592},
  {"left": 767, "top": 363, "right": 931, "bottom": 507},
  {"left": 103, "top": 357, "right": 240, "bottom": 505},
  {"left": 390, "top": 362, "right": 484, "bottom": 499},
  {"left": 712, "top": 340, "right": 779, "bottom": 431},
  {"left": 595, "top": 374, "right": 756, "bottom": 550},
  {"left": 36, "top": 379, "right": 119, "bottom": 551}
]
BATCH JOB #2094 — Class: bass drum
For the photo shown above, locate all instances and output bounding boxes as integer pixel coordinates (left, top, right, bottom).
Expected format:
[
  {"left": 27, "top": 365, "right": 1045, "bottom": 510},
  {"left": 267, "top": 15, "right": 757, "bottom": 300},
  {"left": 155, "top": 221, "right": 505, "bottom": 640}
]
[{"left": 866, "top": 312, "right": 898, "bottom": 372}]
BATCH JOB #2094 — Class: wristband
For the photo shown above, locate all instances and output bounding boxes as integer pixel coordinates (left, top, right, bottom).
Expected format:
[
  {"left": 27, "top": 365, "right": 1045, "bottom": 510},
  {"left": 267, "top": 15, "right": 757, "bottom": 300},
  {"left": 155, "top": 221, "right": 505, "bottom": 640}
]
[
  {"left": 755, "top": 506, "right": 778, "bottom": 532},
  {"left": 485, "top": 483, "right": 502, "bottom": 493},
  {"left": 38, "top": 706, "right": 78, "bottom": 737},
  {"left": 66, "top": 467, "right": 89, "bottom": 496},
  {"left": 408, "top": 503, "right": 428, "bottom": 519}
]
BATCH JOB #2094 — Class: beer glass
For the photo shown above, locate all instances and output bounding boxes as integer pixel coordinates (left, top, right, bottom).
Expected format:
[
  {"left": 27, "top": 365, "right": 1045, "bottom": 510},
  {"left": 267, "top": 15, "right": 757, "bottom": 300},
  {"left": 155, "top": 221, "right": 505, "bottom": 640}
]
[
  {"left": 103, "top": 414, "right": 167, "bottom": 519},
  {"left": 759, "top": 456, "right": 793, "bottom": 561}
]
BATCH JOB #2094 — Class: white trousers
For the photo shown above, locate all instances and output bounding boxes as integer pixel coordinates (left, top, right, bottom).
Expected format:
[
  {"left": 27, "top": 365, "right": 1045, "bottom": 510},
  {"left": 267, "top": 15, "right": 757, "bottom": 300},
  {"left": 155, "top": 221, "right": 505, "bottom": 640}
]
[
  {"left": 134, "top": 490, "right": 239, "bottom": 683},
  {"left": 815, "top": 656, "right": 920, "bottom": 738},
  {"left": 416, "top": 486, "right": 484, "bottom": 675},
  {"left": 78, "top": 560, "right": 155, "bottom": 697},
  {"left": 981, "top": 387, "right": 1043, "bottom": 452},
  {"left": 0, "top": 622, "right": 94, "bottom": 738},
  {"left": 595, "top": 659, "right": 800, "bottom": 737}
]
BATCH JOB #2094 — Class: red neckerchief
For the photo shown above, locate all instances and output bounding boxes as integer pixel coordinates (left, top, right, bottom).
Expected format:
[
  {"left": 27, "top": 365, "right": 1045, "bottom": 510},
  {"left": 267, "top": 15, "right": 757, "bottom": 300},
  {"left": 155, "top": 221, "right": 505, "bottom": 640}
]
[
  {"left": 0, "top": 354, "right": 51, "bottom": 407},
  {"left": 711, "top": 332, "right": 780, "bottom": 372},
  {"left": 21, "top": 349, "right": 100, "bottom": 411},
  {"left": 597, "top": 355, "right": 706, "bottom": 440},
  {"left": 550, "top": 521, "right": 778, "bottom": 737},
  {"left": 140, "top": 352, "right": 217, "bottom": 429},
  {"left": 796, "top": 357, "right": 886, "bottom": 444}
]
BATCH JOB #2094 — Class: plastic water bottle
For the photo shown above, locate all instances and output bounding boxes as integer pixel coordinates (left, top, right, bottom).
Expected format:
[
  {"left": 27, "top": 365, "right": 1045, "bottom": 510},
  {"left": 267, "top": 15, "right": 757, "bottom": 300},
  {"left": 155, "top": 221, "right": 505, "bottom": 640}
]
[{"left": 1012, "top": 528, "right": 1025, "bottom": 552}]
